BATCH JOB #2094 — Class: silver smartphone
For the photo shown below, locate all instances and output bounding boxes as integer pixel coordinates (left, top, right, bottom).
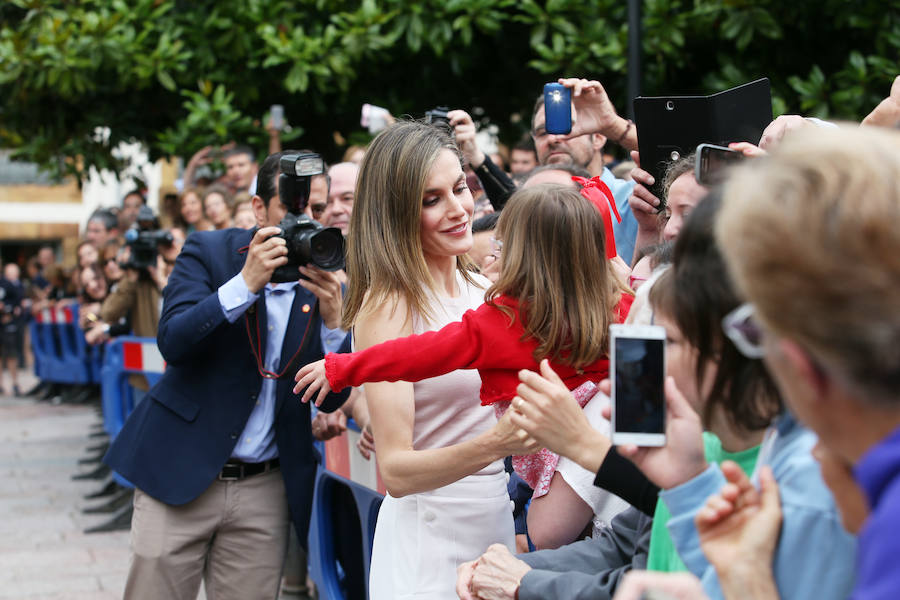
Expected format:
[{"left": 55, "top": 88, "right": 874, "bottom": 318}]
[
  {"left": 695, "top": 143, "right": 744, "bottom": 186},
  {"left": 611, "top": 324, "right": 667, "bottom": 447}
]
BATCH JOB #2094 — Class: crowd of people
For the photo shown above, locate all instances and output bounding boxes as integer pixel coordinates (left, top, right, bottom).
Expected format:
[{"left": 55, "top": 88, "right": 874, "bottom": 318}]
[{"left": 5, "top": 70, "right": 900, "bottom": 600}]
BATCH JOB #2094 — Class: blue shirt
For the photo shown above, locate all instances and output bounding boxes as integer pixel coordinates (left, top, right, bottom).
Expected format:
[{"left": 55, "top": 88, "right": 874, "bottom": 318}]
[
  {"left": 218, "top": 273, "right": 346, "bottom": 462},
  {"left": 600, "top": 167, "right": 638, "bottom": 263},
  {"left": 853, "top": 424, "right": 900, "bottom": 600},
  {"left": 661, "top": 412, "right": 856, "bottom": 600}
]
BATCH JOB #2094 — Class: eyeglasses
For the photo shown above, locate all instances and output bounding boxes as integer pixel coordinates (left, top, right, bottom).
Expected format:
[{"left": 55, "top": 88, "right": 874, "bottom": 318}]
[
  {"left": 490, "top": 237, "right": 503, "bottom": 256},
  {"left": 722, "top": 302, "right": 766, "bottom": 359}
]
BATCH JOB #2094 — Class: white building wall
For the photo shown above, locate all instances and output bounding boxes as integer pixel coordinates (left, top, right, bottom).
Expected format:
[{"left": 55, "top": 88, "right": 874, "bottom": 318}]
[{"left": 2, "top": 142, "right": 163, "bottom": 235}]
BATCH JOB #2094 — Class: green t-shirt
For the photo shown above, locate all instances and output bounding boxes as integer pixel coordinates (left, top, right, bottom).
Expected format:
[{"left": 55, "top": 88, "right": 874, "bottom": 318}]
[{"left": 646, "top": 432, "right": 760, "bottom": 573}]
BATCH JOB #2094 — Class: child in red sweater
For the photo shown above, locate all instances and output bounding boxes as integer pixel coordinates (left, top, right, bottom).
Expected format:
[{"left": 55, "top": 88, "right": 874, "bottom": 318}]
[{"left": 294, "top": 183, "right": 633, "bottom": 495}]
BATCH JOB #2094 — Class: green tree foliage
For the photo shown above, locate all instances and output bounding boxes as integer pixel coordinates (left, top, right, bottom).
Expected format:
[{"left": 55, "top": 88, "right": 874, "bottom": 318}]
[{"left": 0, "top": 0, "right": 897, "bottom": 181}]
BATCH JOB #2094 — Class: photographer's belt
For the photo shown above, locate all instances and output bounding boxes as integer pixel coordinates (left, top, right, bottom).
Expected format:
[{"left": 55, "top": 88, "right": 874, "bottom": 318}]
[{"left": 218, "top": 458, "right": 280, "bottom": 481}]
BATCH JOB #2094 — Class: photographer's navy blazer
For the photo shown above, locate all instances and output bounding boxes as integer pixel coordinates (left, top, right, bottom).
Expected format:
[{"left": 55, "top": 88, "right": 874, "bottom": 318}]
[{"left": 104, "top": 227, "right": 350, "bottom": 546}]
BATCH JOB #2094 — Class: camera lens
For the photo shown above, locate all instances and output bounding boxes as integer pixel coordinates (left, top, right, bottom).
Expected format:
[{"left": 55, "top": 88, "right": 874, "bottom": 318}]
[
  {"left": 670, "top": 150, "right": 680, "bottom": 161},
  {"left": 665, "top": 100, "right": 675, "bottom": 111},
  {"left": 309, "top": 229, "right": 345, "bottom": 271}
]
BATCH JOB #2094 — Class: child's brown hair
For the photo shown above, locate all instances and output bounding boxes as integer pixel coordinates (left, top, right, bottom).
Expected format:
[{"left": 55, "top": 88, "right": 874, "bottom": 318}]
[{"left": 487, "top": 183, "right": 628, "bottom": 367}]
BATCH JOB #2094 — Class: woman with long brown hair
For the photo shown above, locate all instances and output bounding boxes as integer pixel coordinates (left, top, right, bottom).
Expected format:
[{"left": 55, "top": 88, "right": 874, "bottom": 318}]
[{"left": 331, "top": 121, "right": 535, "bottom": 599}]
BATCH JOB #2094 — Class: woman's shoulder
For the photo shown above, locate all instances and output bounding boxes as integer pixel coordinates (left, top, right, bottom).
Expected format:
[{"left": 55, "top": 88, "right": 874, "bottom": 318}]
[{"left": 354, "top": 290, "right": 414, "bottom": 348}]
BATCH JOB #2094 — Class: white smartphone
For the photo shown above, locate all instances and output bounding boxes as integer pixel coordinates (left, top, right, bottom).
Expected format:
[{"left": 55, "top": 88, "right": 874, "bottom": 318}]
[
  {"left": 610, "top": 324, "right": 667, "bottom": 447},
  {"left": 269, "top": 104, "right": 285, "bottom": 131},
  {"left": 361, "top": 103, "right": 390, "bottom": 134}
]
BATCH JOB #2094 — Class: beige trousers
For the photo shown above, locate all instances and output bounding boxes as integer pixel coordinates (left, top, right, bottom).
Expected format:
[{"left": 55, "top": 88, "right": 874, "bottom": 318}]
[{"left": 124, "top": 468, "right": 290, "bottom": 600}]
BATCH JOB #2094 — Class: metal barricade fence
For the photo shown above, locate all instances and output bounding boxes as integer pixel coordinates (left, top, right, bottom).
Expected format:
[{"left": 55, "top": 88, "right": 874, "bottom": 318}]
[
  {"left": 99, "top": 336, "right": 165, "bottom": 489},
  {"left": 310, "top": 423, "right": 385, "bottom": 599},
  {"left": 29, "top": 303, "right": 101, "bottom": 385}
]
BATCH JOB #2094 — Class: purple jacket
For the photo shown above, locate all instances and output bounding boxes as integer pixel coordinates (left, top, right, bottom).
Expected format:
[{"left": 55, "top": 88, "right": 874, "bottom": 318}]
[{"left": 853, "top": 425, "right": 900, "bottom": 600}]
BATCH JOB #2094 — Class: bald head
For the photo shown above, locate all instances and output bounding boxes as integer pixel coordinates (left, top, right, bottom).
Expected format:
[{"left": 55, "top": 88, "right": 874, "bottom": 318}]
[
  {"left": 323, "top": 162, "right": 359, "bottom": 235},
  {"left": 522, "top": 164, "right": 590, "bottom": 189}
]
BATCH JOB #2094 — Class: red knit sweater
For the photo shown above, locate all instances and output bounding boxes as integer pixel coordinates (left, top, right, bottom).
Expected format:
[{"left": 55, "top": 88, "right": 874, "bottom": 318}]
[{"left": 324, "top": 293, "right": 634, "bottom": 406}]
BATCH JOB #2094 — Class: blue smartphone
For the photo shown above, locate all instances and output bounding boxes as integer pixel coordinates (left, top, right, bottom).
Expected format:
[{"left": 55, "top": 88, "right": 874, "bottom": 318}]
[{"left": 543, "top": 83, "right": 572, "bottom": 135}]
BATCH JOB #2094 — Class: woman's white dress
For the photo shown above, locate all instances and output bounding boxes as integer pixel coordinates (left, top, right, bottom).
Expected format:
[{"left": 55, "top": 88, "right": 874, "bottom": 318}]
[{"left": 368, "top": 272, "right": 515, "bottom": 599}]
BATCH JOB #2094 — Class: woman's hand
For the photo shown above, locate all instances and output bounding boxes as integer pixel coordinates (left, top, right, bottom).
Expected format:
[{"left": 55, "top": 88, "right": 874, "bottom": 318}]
[
  {"left": 727, "top": 141, "right": 767, "bottom": 158},
  {"left": 610, "top": 376, "right": 708, "bottom": 490},
  {"left": 481, "top": 253, "right": 501, "bottom": 283},
  {"left": 863, "top": 74, "right": 900, "bottom": 128},
  {"left": 84, "top": 322, "right": 110, "bottom": 346},
  {"left": 628, "top": 151, "right": 663, "bottom": 233},
  {"left": 758, "top": 115, "right": 812, "bottom": 151},
  {"left": 609, "top": 255, "right": 632, "bottom": 289},
  {"left": 510, "top": 360, "right": 611, "bottom": 472},
  {"left": 293, "top": 358, "right": 332, "bottom": 405},
  {"left": 490, "top": 408, "right": 540, "bottom": 457},
  {"left": 357, "top": 421, "right": 376, "bottom": 460},
  {"left": 696, "top": 463, "right": 782, "bottom": 577}
]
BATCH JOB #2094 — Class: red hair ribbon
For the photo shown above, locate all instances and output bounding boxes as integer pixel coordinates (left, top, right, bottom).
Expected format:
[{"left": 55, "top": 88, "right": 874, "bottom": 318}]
[{"left": 572, "top": 176, "right": 620, "bottom": 259}]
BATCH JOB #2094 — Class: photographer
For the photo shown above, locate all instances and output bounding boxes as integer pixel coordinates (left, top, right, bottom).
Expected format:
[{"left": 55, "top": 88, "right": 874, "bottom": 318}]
[
  {"left": 84, "top": 209, "right": 183, "bottom": 340},
  {"left": 103, "top": 150, "right": 351, "bottom": 600},
  {"left": 0, "top": 262, "right": 25, "bottom": 396},
  {"left": 87, "top": 215, "right": 185, "bottom": 402}
]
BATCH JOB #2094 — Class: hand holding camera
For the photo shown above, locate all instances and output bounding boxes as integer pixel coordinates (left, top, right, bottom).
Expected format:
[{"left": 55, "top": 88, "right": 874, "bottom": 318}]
[
  {"left": 241, "top": 226, "right": 288, "bottom": 294},
  {"left": 123, "top": 206, "right": 174, "bottom": 273},
  {"left": 447, "top": 110, "right": 486, "bottom": 169},
  {"left": 554, "top": 78, "right": 629, "bottom": 141},
  {"left": 298, "top": 265, "right": 343, "bottom": 329}
]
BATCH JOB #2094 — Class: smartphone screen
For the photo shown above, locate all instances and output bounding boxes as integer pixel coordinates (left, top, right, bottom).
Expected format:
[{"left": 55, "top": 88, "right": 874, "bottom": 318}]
[
  {"left": 695, "top": 143, "right": 745, "bottom": 186},
  {"left": 611, "top": 325, "right": 666, "bottom": 446}
]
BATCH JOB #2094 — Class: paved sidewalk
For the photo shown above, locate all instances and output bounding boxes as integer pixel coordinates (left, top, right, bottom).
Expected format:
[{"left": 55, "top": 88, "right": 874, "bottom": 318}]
[{"left": 0, "top": 372, "right": 129, "bottom": 600}]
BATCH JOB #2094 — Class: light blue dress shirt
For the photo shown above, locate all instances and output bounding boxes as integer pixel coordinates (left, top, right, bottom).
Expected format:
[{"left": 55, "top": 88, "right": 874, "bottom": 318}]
[
  {"left": 217, "top": 272, "right": 347, "bottom": 462},
  {"left": 600, "top": 166, "right": 638, "bottom": 264}
]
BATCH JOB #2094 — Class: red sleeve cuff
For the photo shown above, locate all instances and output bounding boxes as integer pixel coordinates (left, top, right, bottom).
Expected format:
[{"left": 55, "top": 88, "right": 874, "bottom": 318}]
[{"left": 324, "top": 352, "right": 348, "bottom": 391}]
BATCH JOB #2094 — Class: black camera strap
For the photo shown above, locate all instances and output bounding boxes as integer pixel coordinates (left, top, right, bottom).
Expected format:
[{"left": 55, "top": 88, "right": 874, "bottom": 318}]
[{"left": 244, "top": 297, "right": 319, "bottom": 380}]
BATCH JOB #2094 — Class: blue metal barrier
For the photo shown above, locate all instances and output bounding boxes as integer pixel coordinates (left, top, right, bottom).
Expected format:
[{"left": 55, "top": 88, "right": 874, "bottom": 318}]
[
  {"left": 29, "top": 304, "right": 97, "bottom": 385},
  {"left": 99, "top": 336, "right": 165, "bottom": 489},
  {"left": 308, "top": 421, "right": 384, "bottom": 600}
]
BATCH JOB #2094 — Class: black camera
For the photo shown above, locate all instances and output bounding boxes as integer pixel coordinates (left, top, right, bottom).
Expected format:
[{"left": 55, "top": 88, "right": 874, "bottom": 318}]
[
  {"left": 270, "top": 152, "right": 345, "bottom": 283},
  {"left": 425, "top": 106, "right": 451, "bottom": 126},
  {"left": 124, "top": 206, "right": 173, "bottom": 270}
]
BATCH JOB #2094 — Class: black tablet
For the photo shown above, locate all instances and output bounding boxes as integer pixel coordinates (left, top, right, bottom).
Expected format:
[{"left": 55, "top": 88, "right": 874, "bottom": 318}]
[{"left": 633, "top": 78, "right": 772, "bottom": 200}]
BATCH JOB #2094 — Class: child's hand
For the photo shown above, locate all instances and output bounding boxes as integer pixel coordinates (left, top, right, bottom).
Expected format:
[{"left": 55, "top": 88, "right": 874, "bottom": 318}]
[{"left": 293, "top": 359, "right": 332, "bottom": 406}]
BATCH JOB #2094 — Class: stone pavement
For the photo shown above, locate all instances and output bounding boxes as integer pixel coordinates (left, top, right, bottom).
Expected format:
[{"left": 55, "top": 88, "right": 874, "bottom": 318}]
[
  {"left": 0, "top": 371, "right": 130, "bottom": 600},
  {"left": 0, "top": 371, "right": 303, "bottom": 600}
]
